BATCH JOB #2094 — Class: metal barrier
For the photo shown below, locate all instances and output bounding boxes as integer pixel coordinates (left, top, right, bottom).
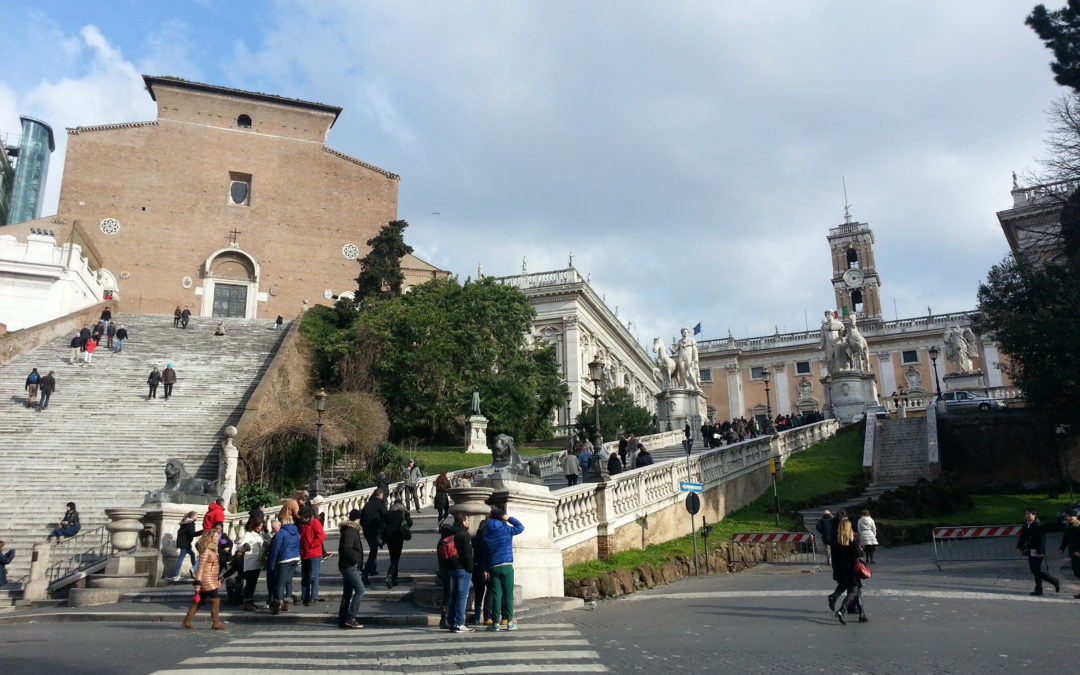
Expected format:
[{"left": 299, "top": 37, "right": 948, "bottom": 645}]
[
  {"left": 727, "top": 532, "right": 820, "bottom": 571},
  {"left": 46, "top": 525, "right": 111, "bottom": 587},
  {"left": 931, "top": 525, "right": 1022, "bottom": 571}
]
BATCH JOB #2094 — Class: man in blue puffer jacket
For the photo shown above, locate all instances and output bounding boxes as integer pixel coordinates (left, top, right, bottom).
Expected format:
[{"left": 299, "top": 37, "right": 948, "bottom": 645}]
[
  {"left": 267, "top": 520, "right": 301, "bottom": 614},
  {"left": 481, "top": 506, "right": 525, "bottom": 630}
]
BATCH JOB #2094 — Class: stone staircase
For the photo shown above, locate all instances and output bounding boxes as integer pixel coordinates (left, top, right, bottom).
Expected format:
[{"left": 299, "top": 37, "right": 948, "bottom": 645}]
[
  {"left": 0, "top": 313, "right": 288, "bottom": 583},
  {"left": 872, "top": 417, "right": 929, "bottom": 486}
]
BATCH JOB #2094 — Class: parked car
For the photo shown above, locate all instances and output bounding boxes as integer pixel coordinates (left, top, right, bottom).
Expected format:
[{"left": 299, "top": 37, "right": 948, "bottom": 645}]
[
  {"left": 851, "top": 405, "right": 890, "bottom": 423},
  {"left": 940, "top": 390, "right": 1007, "bottom": 410}
]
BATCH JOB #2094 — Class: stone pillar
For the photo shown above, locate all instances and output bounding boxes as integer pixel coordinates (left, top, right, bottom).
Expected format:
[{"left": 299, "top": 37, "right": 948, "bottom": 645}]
[
  {"left": 725, "top": 363, "right": 743, "bottom": 420},
  {"left": 483, "top": 479, "right": 563, "bottom": 600},
  {"left": 142, "top": 502, "right": 207, "bottom": 582},
  {"left": 773, "top": 363, "right": 791, "bottom": 417},
  {"left": 23, "top": 542, "right": 52, "bottom": 601},
  {"left": 218, "top": 426, "right": 239, "bottom": 510},
  {"left": 465, "top": 415, "right": 490, "bottom": 454}
]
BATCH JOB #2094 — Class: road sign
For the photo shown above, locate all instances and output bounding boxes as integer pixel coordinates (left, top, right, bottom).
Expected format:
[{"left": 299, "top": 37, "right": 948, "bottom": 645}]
[
  {"left": 685, "top": 493, "right": 701, "bottom": 515},
  {"left": 680, "top": 482, "right": 703, "bottom": 493},
  {"left": 769, "top": 458, "right": 777, "bottom": 474}
]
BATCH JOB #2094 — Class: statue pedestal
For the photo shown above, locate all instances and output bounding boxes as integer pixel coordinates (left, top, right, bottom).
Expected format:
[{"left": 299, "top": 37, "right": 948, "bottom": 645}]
[
  {"left": 826, "top": 372, "right": 879, "bottom": 423},
  {"left": 69, "top": 507, "right": 157, "bottom": 607},
  {"left": 142, "top": 501, "right": 209, "bottom": 581},
  {"left": 656, "top": 388, "right": 706, "bottom": 444},
  {"left": 477, "top": 478, "right": 564, "bottom": 600},
  {"left": 943, "top": 371, "right": 986, "bottom": 394},
  {"left": 465, "top": 415, "right": 490, "bottom": 454}
]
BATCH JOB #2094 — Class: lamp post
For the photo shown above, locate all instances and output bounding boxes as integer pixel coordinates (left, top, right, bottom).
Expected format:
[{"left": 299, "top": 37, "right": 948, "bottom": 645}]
[
  {"left": 564, "top": 388, "right": 574, "bottom": 449},
  {"left": 588, "top": 354, "right": 605, "bottom": 448},
  {"left": 761, "top": 368, "right": 775, "bottom": 434},
  {"left": 312, "top": 389, "right": 329, "bottom": 496},
  {"left": 928, "top": 346, "right": 942, "bottom": 401}
]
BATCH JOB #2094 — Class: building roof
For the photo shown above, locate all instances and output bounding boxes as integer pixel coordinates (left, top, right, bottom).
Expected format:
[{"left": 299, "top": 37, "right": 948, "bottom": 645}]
[
  {"left": 142, "top": 76, "right": 343, "bottom": 127},
  {"left": 401, "top": 253, "right": 443, "bottom": 273}
]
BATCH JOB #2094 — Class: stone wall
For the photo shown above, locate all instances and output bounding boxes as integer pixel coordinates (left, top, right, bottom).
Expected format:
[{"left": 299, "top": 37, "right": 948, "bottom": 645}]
[{"left": 0, "top": 299, "right": 116, "bottom": 367}]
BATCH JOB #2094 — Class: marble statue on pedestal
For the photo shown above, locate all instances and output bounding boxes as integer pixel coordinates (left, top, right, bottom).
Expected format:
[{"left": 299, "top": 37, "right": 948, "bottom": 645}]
[
  {"left": 144, "top": 459, "right": 217, "bottom": 504},
  {"left": 944, "top": 325, "right": 977, "bottom": 373},
  {"left": 820, "top": 310, "right": 847, "bottom": 373},
  {"left": 673, "top": 327, "right": 700, "bottom": 390},
  {"left": 843, "top": 316, "right": 870, "bottom": 373}
]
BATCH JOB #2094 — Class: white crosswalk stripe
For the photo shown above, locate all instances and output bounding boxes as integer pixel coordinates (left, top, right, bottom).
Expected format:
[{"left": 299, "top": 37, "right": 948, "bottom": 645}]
[{"left": 151, "top": 623, "right": 607, "bottom": 674}]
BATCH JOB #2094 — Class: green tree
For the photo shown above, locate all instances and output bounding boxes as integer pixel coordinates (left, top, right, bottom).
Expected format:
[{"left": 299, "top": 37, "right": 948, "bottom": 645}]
[
  {"left": 576, "top": 387, "right": 655, "bottom": 441},
  {"left": 1028, "top": 2, "right": 1080, "bottom": 92},
  {"left": 359, "top": 276, "right": 564, "bottom": 443},
  {"left": 976, "top": 255, "right": 1080, "bottom": 424},
  {"left": 355, "top": 219, "right": 414, "bottom": 303}
]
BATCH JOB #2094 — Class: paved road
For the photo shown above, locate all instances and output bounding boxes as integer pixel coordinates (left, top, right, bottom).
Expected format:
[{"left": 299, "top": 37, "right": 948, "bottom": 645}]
[{"left": 3, "top": 541, "right": 1077, "bottom": 674}]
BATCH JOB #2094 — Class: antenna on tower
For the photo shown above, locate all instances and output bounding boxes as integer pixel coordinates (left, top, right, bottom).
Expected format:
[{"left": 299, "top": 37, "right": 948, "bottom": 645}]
[{"left": 842, "top": 176, "right": 853, "bottom": 223}]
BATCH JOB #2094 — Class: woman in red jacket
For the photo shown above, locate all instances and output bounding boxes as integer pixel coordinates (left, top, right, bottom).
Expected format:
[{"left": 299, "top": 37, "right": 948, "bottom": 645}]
[
  {"left": 299, "top": 504, "right": 326, "bottom": 605},
  {"left": 83, "top": 337, "right": 97, "bottom": 364}
]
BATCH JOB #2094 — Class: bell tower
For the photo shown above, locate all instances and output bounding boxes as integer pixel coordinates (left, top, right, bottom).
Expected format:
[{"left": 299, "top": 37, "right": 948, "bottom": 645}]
[{"left": 827, "top": 213, "right": 882, "bottom": 320}]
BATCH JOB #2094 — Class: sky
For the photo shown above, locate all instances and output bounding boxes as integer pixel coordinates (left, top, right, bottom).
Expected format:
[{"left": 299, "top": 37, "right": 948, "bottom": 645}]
[{"left": 0, "top": 1, "right": 1066, "bottom": 345}]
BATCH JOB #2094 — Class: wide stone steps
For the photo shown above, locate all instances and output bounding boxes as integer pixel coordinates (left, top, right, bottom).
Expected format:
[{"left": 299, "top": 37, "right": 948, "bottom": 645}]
[
  {"left": 0, "top": 313, "right": 288, "bottom": 582},
  {"left": 872, "top": 417, "right": 929, "bottom": 486}
]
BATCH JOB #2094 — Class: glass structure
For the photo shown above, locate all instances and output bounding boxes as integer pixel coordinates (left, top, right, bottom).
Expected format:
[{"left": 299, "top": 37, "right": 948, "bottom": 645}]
[{"left": 6, "top": 116, "right": 55, "bottom": 225}]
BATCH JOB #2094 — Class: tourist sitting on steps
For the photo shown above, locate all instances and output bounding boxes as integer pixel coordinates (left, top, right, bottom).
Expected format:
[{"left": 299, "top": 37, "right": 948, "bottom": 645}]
[
  {"left": 47, "top": 502, "right": 80, "bottom": 542},
  {"left": 0, "top": 540, "right": 15, "bottom": 586},
  {"left": 214, "top": 321, "right": 227, "bottom": 336}
]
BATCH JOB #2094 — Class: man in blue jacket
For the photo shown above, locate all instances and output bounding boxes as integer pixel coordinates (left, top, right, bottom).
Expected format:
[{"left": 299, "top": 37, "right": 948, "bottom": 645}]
[
  {"left": 481, "top": 506, "right": 524, "bottom": 630},
  {"left": 267, "top": 519, "right": 301, "bottom": 614}
]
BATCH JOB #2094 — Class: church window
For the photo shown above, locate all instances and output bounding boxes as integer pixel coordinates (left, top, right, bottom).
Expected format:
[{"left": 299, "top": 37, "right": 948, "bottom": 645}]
[
  {"left": 846, "top": 248, "right": 859, "bottom": 269},
  {"left": 795, "top": 361, "right": 811, "bottom": 375},
  {"left": 699, "top": 369, "right": 712, "bottom": 383},
  {"left": 750, "top": 366, "right": 765, "bottom": 380},
  {"left": 851, "top": 289, "right": 864, "bottom": 313},
  {"left": 237, "top": 114, "right": 252, "bottom": 128},
  {"left": 228, "top": 171, "right": 252, "bottom": 206},
  {"left": 902, "top": 350, "right": 919, "bottom": 364}
]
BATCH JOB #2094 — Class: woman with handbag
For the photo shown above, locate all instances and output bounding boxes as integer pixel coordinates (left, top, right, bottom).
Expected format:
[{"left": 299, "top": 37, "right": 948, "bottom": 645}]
[
  {"left": 382, "top": 497, "right": 413, "bottom": 589},
  {"left": 827, "top": 511, "right": 868, "bottom": 624},
  {"left": 238, "top": 515, "right": 270, "bottom": 611},
  {"left": 182, "top": 528, "right": 226, "bottom": 630}
]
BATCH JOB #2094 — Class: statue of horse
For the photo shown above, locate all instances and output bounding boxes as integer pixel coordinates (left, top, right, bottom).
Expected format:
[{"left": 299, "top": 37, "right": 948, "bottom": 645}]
[
  {"left": 844, "top": 319, "right": 870, "bottom": 373},
  {"left": 652, "top": 337, "right": 677, "bottom": 384}
]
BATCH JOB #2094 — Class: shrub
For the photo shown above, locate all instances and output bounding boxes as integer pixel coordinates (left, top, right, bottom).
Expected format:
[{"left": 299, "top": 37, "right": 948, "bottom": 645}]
[
  {"left": 855, "top": 472, "right": 973, "bottom": 520},
  {"left": 236, "top": 483, "right": 280, "bottom": 513}
]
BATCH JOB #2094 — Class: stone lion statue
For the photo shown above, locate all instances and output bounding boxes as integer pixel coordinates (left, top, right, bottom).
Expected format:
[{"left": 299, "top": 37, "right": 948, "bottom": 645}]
[
  {"left": 491, "top": 433, "right": 525, "bottom": 472},
  {"left": 144, "top": 458, "right": 218, "bottom": 504}
]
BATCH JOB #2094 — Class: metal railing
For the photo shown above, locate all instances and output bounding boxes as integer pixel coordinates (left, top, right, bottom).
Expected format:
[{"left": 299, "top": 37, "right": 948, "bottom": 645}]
[
  {"left": 726, "top": 532, "right": 821, "bottom": 571},
  {"left": 45, "top": 525, "right": 112, "bottom": 587}
]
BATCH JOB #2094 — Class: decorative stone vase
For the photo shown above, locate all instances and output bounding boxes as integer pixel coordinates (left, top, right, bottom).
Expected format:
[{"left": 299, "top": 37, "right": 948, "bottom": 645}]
[
  {"left": 105, "top": 508, "right": 146, "bottom": 553},
  {"left": 447, "top": 487, "right": 494, "bottom": 534}
]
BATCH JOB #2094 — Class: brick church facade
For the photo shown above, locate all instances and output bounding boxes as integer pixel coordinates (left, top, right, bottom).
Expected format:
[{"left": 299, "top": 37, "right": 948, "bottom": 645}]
[{"left": 3, "top": 75, "right": 444, "bottom": 320}]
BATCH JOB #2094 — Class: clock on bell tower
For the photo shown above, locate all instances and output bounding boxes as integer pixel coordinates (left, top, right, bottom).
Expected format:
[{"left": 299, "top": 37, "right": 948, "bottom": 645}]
[{"left": 827, "top": 217, "right": 882, "bottom": 320}]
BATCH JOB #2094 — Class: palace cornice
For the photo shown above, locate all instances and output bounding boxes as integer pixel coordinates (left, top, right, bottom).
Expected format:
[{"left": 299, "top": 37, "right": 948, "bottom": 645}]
[
  {"left": 323, "top": 147, "right": 400, "bottom": 180},
  {"left": 67, "top": 121, "right": 159, "bottom": 135}
]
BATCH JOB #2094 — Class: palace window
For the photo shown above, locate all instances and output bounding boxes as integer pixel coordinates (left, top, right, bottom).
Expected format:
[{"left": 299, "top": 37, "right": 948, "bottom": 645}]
[
  {"left": 901, "top": 350, "right": 919, "bottom": 364},
  {"left": 795, "top": 361, "right": 812, "bottom": 375},
  {"left": 237, "top": 114, "right": 252, "bottom": 128},
  {"left": 699, "top": 369, "right": 712, "bottom": 383},
  {"left": 228, "top": 171, "right": 252, "bottom": 206},
  {"left": 750, "top": 366, "right": 765, "bottom": 380}
]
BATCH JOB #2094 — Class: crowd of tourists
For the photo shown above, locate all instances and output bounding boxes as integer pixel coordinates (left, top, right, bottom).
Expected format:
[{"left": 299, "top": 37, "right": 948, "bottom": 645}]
[{"left": 561, "top": 435, "right": 654, "bottom": 486}]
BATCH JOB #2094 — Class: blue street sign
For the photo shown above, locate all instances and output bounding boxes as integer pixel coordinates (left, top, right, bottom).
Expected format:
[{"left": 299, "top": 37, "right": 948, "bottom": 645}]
[{"left": 680, "top": 482, "right": 703, "bottom": 493}]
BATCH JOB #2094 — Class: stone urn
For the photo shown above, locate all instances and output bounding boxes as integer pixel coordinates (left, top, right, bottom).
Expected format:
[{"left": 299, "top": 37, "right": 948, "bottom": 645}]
[
  {"left": 105, "top": 508, "right": 146, "bottom": 552},
  {"left": 447, "top": 487, "right": 494, "bottom": 534}
]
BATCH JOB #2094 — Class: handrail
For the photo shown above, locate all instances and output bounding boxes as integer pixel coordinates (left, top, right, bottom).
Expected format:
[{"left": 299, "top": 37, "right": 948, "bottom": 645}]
[{"left": 44, "top": 525, "right": 112, "bottom": 588}]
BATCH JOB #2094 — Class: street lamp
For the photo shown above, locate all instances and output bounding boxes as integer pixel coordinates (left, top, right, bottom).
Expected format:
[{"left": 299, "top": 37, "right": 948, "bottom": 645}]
[
  {"left": 588, "top": 354, "right": 605, "bottom": 447},
  {"left": 761, "top": 368, "right": 775, "bottom": 434},
  {"left": 928, "top": 346, "right": 942, "bottom": 401},
  {"left": 311, "top": 388, "right": 329, "bottom": 496},
  {"left": 563, "top": 388, "right": 574, "bottom": 448}
]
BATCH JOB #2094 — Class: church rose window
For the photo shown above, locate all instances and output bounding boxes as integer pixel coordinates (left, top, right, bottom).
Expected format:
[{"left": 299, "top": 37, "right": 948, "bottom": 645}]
[
  {"left": 100, "top": 218, "right": 120, "bottom": 235},
  {"left": 342, "top": 243, "right": 360, "bottom": 259}
]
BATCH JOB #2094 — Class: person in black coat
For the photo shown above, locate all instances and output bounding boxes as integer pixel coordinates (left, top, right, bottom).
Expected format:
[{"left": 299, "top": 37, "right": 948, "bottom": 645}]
[
  {"left": 827, "top": 511, "right": 867, "bottom": 624},
  {"left": 147, "top": 367, "right": 162, "bottom": 400},
  {"left": 635, "top": 447, "right": 654, "bottom": 468},
  {"left": 37, "top": 371, "right": 56, "bottom": 411},
  {"left": 337, "top": 509, "right": 365, "bottom": 628},
  {"left": 1016, "top": 508, "right": 1060, "bottom": 595},
  {"left": 815, "top": 510, "right": 835, "bottom": 564},
  {"left": 360, "top": 490, "right": 388, "bottom": 584},
  {"left": 607, "top": 452, "right": 622, "bottom": 476}
]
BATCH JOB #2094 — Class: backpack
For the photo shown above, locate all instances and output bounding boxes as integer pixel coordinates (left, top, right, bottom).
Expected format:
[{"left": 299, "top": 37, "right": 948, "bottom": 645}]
[
  {"left": 437, "top": 534, "right": 458, "bottom": 562},
  {"left": 27, "top": 372, "right": 38, "bottom": 383}
]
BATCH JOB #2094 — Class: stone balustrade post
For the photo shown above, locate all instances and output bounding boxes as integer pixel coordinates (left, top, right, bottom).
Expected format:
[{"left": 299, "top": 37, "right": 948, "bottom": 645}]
[
  {"left": 592, "top": 481, "right": 616, "bottom": 560},
  {"left": 23, "top": 542, "right": 52, "bottom": 601}
]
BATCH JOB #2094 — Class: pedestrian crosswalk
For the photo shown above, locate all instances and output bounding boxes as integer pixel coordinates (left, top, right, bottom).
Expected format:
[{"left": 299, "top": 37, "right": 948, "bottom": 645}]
[{"left": 151, "top": 622, "right": 607, "bottom": 674}]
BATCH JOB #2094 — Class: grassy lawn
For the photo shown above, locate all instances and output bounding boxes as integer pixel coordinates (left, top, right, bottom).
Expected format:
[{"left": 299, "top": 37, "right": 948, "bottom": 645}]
[
  {"left": 412, "top": 446, "right": 559, "bottom": 474},
  {"left": 880, "top": 493, "right": 1074, "bottom": 527},
  {"left": 564, "top": 425, "right": 865, "bottom": 580}
]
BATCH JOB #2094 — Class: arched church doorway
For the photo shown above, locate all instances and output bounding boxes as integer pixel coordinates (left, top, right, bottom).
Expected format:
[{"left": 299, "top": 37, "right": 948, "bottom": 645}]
[{"left": 200, "top": 248, "right": 260, "bottom": 318}]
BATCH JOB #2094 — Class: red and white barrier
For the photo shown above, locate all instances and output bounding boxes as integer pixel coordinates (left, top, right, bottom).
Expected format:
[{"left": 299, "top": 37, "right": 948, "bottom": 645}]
[
  {"left": 730, "top": 532, "right": 815, "bottom": 544},
  {"left": 932, "top": 525, "right": 1022, "bottom": 539}
]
